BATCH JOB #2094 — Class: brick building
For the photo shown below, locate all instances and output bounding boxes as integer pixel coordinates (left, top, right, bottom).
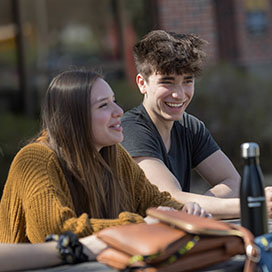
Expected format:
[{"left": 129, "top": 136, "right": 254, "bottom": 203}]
[{"left": 154, "top": 0, "right": 272, "bottom": 72}]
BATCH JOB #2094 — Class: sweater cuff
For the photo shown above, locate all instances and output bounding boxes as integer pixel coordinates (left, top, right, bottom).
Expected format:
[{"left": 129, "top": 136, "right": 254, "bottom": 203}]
[
  {"left": 118, "top": 211, "right": 145, "bottom": 224},
  {"left": 90, "top": 212, "right": 145, "bottom": 233},
  {"left": 169, "top": 199, "right": 184, "bottom": 210}
]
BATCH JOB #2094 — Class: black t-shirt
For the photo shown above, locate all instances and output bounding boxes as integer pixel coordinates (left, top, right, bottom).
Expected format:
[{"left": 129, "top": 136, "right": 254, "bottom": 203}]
[{"left": 121, "top": 104, "right": 220, "bottom": 192}]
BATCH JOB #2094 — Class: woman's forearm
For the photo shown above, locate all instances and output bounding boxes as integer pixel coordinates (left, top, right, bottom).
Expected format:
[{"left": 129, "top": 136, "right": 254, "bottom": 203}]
[{"left": 0, "top": 242, "right": 61, "bottom": 272}]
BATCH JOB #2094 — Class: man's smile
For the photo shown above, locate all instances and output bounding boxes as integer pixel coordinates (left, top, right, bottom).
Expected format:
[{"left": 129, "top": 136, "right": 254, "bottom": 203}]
[{"left": 165, "top": 102, "right": 185, "bottom": 108}]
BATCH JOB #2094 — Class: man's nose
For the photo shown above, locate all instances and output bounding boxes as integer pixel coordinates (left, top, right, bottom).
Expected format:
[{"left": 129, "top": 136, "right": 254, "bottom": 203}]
[{"left": 172, "top": 86, "right": 185, "bottom": 99}]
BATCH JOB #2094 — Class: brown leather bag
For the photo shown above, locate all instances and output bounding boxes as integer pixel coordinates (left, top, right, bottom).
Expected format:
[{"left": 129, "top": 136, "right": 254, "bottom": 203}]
[{"left": 97, "top": 208, "right": 259, "bottom": 272}]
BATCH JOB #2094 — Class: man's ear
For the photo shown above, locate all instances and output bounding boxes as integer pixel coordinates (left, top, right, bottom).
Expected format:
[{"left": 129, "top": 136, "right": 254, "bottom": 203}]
[{"left": 136, "top": 74, "right": 147, "bottom": 95}]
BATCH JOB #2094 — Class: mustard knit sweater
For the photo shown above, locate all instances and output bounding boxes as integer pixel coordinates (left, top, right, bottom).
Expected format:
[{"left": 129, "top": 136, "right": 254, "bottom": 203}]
[{"left": 0, "top": 143, "right": 183, "bottom": 243}]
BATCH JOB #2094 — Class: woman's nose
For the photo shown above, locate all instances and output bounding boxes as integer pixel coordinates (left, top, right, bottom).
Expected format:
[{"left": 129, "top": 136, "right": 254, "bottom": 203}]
[{"left": 113, "top": 103, "right": 123, "bottom": 117}]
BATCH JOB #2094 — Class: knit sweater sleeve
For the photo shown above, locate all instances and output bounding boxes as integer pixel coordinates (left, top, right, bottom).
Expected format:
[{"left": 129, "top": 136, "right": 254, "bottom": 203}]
[
  {"left": 117, "top": 145, "right": 184, "bottom": 217},
  {"left": 12, "top": 144, "right": 144, "bottom": 243}
]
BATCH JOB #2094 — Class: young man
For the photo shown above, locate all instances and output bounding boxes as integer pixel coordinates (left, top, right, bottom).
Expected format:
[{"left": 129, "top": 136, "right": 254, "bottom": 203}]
[{"left": 121, "top": 30, "right": 272, "bottom": 219}]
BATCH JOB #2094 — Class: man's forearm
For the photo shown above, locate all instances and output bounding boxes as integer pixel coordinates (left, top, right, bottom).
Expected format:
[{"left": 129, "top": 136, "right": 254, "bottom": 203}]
[
  {"left": 172, "top": 191, "right": 240, "bottom": 219},
  {"left": 205, "top": 179, "right": 240, "bottom": 198}
]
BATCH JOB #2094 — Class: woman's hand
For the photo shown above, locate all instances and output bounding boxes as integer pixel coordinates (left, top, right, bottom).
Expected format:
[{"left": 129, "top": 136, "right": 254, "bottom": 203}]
[
  {"left": 182, "top": 201, "right": 212, "bottom": 218},
  {"left": 80, "top": 235, "right": 107, "bottom": 260}
]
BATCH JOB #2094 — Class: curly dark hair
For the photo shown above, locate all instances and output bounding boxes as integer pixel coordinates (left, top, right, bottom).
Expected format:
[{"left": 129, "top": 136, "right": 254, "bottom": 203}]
[{"left": 133, "top": 30, "right": 207, "bottom": 81}]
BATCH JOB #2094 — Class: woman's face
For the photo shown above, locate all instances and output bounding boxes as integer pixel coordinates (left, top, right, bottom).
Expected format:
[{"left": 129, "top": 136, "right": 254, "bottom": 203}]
[{"left": 91, "top": 78, "right": 124, "bottom": 151}]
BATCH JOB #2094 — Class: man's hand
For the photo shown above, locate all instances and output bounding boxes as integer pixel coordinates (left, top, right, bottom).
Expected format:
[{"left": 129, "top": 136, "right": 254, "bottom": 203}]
[
  {"left": 182, "top": 202, "right": 212, "bottom": 218},
  {"left": 144, "top": 204, "right": 211, "bottom": 224},
  {"left": 265, "top": 186, "right": 272, "bottom": 218},
  {"left": 144, "top": 206, "right": 176, "bottom": 224}
]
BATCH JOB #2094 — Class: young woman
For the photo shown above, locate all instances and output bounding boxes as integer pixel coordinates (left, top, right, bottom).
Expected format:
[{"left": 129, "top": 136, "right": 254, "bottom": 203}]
[{"left": 0, "top": 70, "right": 208, "bottom": 244}]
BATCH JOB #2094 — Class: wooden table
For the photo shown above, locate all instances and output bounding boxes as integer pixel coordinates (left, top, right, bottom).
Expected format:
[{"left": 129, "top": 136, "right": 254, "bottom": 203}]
[
  {"left": 24, "top": 220, "right": 272, "bottom": 272},
  {"left": 24, "top": 262, "right": 115, "bottom": 272},
  {"left": 24, "top": 258, "right": 244, "bottom": 272},
  {"left": 24, "top": 259, "right": 244, "bottom": 272}
]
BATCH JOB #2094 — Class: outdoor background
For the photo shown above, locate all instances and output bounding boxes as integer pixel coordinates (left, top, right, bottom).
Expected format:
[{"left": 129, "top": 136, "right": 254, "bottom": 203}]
[{"left": 1, "top": 0, "right": 272, "bottom": 197}]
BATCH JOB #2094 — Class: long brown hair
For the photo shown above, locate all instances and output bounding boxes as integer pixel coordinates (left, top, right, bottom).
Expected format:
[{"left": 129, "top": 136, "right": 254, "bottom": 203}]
[{"left": 40, "top": 70, "right": 132, "bottom": 218}]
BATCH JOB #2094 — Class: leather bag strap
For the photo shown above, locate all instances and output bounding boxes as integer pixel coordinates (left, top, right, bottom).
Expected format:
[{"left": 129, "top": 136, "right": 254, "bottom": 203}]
[{"left": 229, "top": 224, "right": 258, "bottom": 272}]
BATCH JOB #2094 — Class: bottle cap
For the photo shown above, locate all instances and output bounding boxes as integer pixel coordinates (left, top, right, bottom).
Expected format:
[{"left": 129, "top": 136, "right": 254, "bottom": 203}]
[{"left": 241, "top": 142, "right": 260, "bottom": 158}]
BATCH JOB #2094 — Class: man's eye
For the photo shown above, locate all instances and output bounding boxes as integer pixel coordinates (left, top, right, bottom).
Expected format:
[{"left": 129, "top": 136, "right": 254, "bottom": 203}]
[{"left": 160, "top": 81, "right": 172, "bottom": 85}]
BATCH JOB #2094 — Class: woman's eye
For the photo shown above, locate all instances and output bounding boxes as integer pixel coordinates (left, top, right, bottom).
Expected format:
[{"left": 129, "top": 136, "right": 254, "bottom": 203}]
[{"left": 98, "top": 103, "right": 108, "bottom": 109}]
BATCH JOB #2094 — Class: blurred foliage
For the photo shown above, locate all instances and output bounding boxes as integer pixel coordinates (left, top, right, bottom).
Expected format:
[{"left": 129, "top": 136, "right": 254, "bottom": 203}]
[
  {"left": 125, "top": 0, "right": 154, "bottom": 38},
  {"left": 0, "top": 43, "right": 17, "bottom": 65},
  {"left": 188, "top": 62, "right": 272, "bottom": 174},
  {"left": 109, "top": 78, "right": 142, "bottom": 111},
  {"left": 0, "top": 113, "right": 39, "bottom": 196}
]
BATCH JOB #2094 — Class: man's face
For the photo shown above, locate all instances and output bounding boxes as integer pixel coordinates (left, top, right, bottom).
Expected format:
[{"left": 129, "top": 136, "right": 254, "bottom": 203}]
[{"left": 138, "top": 72, "right": 195, "bottom": 123}]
